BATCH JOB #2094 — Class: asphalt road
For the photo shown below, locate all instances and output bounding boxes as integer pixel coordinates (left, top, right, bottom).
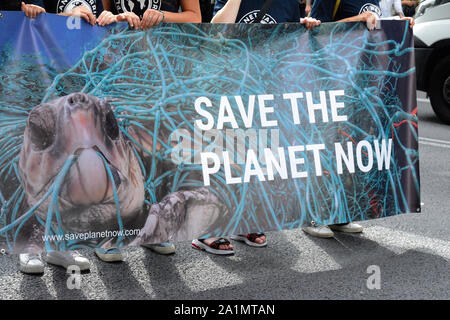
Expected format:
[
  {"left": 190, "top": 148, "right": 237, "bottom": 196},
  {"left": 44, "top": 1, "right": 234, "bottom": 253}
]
[{"left": 0, "top": 91, "right": 448, "bottom": 300}]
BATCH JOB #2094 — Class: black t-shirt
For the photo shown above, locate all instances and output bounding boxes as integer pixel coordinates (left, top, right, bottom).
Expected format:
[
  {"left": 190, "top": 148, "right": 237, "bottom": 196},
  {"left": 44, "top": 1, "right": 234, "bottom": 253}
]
[
  {"left": 0, "top": 0, "right": 21, "bottom": 10},
  {"left": 213, "top": 0, "right": 301, "bottom": 23},
  {"left": 39, "top": 0, "right": 104, "bottom": 17},
  {"left": 311, "top": 0, "right": 381, "bottom": 22},
  {"left": 112, "top": 0, "right": 181, "bottom": 19}
]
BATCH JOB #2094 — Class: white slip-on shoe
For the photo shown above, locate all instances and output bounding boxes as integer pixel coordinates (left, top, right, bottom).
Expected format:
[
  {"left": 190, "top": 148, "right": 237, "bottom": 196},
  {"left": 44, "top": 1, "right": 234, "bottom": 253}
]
[
  {"left": 302, "top": 225, "right": 334, "bottom": 238},
  {"left": 19, "top": 253, "right": 45, "bottom": 274},
  {"left": 45, "top": 250, "right": 90, "bottom": 271},
  {"left": 329, "top": 222, "right": 363, "bottom": 233},
  {"left": 141, "top": 242, "right": 176, "bottom": 255},
  {"left": 94, "top": 247, "right": 124, "bottom": 262}
]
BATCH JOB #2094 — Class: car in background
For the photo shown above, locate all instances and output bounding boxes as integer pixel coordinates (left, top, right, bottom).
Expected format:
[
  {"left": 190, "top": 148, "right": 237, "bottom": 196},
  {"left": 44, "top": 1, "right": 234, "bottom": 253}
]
[{"left": 414, "top": 0, "right": 450, "bottom": 124}]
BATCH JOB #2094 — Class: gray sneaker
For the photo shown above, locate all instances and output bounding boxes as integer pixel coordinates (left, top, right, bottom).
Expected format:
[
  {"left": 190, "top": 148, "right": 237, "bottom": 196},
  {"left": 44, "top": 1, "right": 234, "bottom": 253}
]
[
  {"left": 329, "top": 222, "right": 363, "bottom": 233},
  {"left": 45, "top": 250, "right": 90, "bottom": 271},
  {"left": 19, "top": 253, "right": 45, "bottom": 274},
  {"left": 94, "top": 247, "right": 124, "bottom": 262},
  {"left": 142, "top": 242, "right": 176, "bottom": 255},
  {"left": 302, "top": 225, "right": 334, "bottom": 238}
]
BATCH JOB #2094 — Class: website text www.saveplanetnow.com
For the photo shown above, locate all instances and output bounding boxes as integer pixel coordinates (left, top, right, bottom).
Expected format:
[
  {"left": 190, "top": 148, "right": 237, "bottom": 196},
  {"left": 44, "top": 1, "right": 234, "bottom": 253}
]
[{"left": 42, "top": 229, "right": 141, "bottom": 242}]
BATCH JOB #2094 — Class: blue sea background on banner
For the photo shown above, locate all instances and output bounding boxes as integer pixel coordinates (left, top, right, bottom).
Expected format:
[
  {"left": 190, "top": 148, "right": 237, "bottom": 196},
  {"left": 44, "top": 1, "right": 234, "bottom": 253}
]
[{"left": 0, "top": 11, "right": 115, "bottom": 67}]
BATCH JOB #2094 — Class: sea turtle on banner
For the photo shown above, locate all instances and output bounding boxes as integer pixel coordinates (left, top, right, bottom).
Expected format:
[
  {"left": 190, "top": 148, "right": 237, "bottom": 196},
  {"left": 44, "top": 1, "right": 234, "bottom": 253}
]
[{"left": 14, "top": 92, "right": 229, "bottom": 252}]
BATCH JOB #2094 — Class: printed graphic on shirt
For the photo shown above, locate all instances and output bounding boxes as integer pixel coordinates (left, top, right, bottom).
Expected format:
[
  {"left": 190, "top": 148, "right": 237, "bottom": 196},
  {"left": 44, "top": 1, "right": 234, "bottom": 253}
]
[
  {"left": 115, "top": 0, "right": 161, "bottom": 14},
  {"left": 310, "top": 0, "right": 381, "bottom": 22},
  {"left": 57, "top": 0, "right": 98, "bottom": 14},
  {"left": 238, "top": 10, "right": 277, "bottom": 24},
  {"left": 359, "top": 3, "right": 381, "bottom": 17},
  {"left": 214, "top": 0, "right": 300, "bottom": 23}
]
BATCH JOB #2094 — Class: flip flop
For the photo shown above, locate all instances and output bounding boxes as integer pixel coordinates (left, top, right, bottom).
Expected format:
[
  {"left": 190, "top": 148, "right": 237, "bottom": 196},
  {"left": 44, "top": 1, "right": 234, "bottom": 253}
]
[
  {"left": 192, "top": 238, "right": 234, "bottom": 255},
  {"left": 231, "top": 233, "right": 267, "bottom": 247}
]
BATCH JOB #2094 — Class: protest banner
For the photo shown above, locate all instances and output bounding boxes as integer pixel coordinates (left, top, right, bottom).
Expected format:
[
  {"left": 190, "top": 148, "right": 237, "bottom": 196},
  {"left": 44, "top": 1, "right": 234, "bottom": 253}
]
[{"left": 0, "top": 13, "right": 420, "bottom": 252}]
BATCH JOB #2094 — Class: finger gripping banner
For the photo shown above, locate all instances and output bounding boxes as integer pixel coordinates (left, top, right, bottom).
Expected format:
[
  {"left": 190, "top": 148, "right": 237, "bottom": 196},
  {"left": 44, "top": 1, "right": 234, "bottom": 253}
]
[{"left": 0, "top": 13, "right": 420, "bottom": 253}]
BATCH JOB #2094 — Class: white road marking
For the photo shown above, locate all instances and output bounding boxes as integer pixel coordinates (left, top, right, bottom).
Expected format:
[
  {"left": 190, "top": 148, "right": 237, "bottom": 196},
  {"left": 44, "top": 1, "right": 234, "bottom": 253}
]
[
  {"left": 420, "top": 137, "right": 450, "bottom": 145},
  {"left": 419, "top": 141, "right": 450, "bottom": 149},
  {"left": 419, "top": 137, "right": 450, "bottom": 149},
  {"left": 417, "top": 98, "right": 430, "bottom": 103}
]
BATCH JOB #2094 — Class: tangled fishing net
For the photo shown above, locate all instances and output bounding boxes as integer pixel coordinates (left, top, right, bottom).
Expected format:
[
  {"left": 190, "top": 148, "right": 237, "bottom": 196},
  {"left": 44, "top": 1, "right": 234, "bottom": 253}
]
[{"left": 0, "top": 21, "right": 419, "bottom": 250}]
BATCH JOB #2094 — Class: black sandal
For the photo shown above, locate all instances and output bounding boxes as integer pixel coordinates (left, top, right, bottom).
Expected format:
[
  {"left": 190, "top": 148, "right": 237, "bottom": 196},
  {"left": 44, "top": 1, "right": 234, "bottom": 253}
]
[
  {"left": 192, "top": 238, "right": 234, "bottom": 255},
  {"left": 231, "top": 233, "right": 267, "bottom": 247}
]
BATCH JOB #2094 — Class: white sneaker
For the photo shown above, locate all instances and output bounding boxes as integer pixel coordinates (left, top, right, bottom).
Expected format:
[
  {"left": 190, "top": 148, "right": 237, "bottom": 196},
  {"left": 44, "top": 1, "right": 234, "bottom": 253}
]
[
  {"left": 94, "top": 247, "right": 124, "bottom": 262},
  {"left": 45, "top": 250, "right": 90, "bottom": 271},
  {"left": 329, "top": 222, "right": 363, "bottom": 233},
  {"left": 19, "top": 253, "right": 45, "bottom": 274},
  {"left": 302, "top": 225, "right": 334, "bottom": 238},
  {"left": 141, "top": 242, "right": 176, "bottom": 255}
]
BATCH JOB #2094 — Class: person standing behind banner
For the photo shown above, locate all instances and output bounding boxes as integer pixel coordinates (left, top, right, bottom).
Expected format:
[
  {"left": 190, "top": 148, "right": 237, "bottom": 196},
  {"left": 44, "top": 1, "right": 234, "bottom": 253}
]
[
  {"left": 304, "top": 0, "right": 413, "bottom": 239},
  {"left": 18, "top": 0, "right": 148, "bottom": 28},
  {"left": 190, "top": 0, "right": 320, "bottom": 256},
  {"left": 43, "top": 0, "right": 103, "bottom": 25},
  {"left": 92, "top": 0, "right": 201, "bottom": 263},
  {"left": 0, "top": 0, "right": 21, "bottom": 10},
  {"left": 380, "top": 0, "right": 405, "bottom": 18},
  {"left": 18, "top": 0, "right": 103, "bottom": 25},
  {"left": 401, "top": 0, "right": 418, "bottom": 17},
  {"left": 311, "top": 0, "right": 383, "bottom": 30},
  {"left": 299, "top": 0, "right": 313, "bottom": 18},
  {"left": 0, "top": 0, "right": 93, "bottom": 276},
  {"left": 310, "top": 0, "right": 414, "bottom": 30},
  {"left": 0, "top": 1, "right": 46, "bottom": 18},
  {"left": 306, "top": 0, "right": 376, "bottom": 238},
  {"left": 213, "top": 0, "right": 304, "bottom": 24},
  {"left": 97, "top": 0, "right": 201, "bottom": 29}
]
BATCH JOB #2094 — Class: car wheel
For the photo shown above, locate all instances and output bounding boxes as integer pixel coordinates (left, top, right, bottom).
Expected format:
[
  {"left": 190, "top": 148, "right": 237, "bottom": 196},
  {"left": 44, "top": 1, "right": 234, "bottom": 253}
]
[{"left": 429, "top": 56, "right": 450, "bottom": 124}]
